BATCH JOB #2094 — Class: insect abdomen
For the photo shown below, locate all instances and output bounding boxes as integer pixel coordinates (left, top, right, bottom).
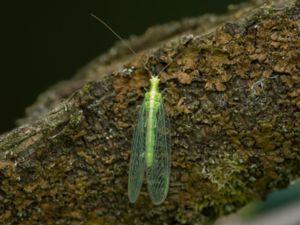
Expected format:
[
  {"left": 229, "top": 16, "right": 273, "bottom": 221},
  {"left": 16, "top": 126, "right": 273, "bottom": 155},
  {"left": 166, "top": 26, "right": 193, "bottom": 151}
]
[{"left": 145, "top": 91, "right": 161, "bottom": 167}]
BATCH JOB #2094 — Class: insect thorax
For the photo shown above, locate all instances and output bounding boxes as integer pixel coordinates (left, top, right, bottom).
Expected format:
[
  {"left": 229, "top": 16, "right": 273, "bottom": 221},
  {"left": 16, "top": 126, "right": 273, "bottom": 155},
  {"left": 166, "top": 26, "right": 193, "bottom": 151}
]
[{"left": 144, "top": 92, "right": 162, "bottom": 111}]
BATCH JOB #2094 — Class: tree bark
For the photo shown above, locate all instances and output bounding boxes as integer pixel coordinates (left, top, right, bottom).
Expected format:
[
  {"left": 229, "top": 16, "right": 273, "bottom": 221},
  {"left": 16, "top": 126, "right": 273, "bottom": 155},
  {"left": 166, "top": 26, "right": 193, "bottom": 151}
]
[{"left": 1, "top": 0, "right": 300, "bottom": 224}]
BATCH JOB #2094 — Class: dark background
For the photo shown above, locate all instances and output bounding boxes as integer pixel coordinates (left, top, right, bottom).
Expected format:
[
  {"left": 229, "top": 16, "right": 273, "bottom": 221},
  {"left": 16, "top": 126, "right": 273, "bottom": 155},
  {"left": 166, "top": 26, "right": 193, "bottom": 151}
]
[{"left": 0, "top": 0, "right": 247, "bottom": 133}]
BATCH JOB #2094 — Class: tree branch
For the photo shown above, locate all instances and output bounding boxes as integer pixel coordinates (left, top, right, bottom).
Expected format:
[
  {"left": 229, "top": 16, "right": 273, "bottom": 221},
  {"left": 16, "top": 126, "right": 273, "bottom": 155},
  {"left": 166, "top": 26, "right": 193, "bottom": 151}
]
[{"left": 1, "top": 0, "right": 300, "bottom": 224}]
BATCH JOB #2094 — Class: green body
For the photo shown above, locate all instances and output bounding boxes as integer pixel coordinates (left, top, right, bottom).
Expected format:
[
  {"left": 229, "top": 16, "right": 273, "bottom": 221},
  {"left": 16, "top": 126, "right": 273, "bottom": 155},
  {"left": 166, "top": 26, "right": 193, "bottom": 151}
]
[
  {"left": 128, "top": 76, "right": 171, "bottom": 205},
  {"left": 144, "top": 77, "right": 162, "bottom": 167}
]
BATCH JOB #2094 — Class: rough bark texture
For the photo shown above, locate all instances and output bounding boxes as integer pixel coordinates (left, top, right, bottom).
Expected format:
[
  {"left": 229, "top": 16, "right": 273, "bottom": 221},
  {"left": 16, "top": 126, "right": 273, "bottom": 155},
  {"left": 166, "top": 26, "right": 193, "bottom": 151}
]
[{"left": 1, "top": 0, "right": 300, "bottom": 224}]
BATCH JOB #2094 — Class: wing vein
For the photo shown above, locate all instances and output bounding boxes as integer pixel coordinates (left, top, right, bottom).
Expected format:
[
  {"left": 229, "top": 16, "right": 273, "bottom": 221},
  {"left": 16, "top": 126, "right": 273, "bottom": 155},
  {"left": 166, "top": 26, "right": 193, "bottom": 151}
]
[
  {"left": 128, "top": 101, "right": 147, "bottom": 203},
  {"left": 146, "top": 99, "right": 171, "bottom": 205}
]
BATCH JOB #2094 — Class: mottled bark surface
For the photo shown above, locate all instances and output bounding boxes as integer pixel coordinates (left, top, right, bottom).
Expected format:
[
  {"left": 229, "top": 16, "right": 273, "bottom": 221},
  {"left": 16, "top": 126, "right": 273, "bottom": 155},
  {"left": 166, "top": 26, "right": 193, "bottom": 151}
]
[{"left": 1, "top": 0, "right": 300, "bottom": 224}]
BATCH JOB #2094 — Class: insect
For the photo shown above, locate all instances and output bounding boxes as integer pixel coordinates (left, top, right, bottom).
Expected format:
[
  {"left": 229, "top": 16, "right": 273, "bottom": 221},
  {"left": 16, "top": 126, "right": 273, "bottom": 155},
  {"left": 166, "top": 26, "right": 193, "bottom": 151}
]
[
  {"left": 128, "top": 75, "right": 171, "bottom": 205},
  {"left": 91, "top": 14, "right": 171, "bottom": 205}
]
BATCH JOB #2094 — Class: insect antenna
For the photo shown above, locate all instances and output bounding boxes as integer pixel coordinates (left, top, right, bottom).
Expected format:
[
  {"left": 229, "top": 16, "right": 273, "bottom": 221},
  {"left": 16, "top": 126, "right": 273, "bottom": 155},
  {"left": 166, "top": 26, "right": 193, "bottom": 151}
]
[
  {"left": 91, "top": 13, "right": 190, "bottom": 80},
  {"left": 90, "top": 13, "right": 137, "bottom": 56},
  {"left": 155, "top": 51, "right": 184, "bottom": 78},
  {"left": 155, "top": 35, "right": 193, "bottom": 77}
]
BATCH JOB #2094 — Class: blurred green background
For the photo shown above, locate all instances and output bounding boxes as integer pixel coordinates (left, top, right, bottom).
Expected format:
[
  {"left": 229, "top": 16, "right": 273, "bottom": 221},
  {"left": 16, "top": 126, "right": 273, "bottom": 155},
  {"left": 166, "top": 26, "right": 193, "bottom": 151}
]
[{"left": 0, "top": 0, "right": 247, "bottom": 133}]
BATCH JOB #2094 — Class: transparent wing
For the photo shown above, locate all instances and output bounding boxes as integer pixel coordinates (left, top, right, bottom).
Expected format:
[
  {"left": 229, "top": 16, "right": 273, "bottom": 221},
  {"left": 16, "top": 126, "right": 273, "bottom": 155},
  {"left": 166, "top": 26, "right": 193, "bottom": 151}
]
[
  {"left": 128, "top": 101, "right": 147, "bottom": 203},
  {"left": 146, "top": 99, "right": 171, "bottom": 205}
]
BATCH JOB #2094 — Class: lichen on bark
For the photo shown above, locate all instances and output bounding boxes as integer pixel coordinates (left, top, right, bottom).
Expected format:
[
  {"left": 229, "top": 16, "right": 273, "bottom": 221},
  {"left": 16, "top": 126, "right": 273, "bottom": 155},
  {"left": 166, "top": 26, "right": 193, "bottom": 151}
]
[{"left": 1, "top": 0, "right": 300, "bottom": 224}]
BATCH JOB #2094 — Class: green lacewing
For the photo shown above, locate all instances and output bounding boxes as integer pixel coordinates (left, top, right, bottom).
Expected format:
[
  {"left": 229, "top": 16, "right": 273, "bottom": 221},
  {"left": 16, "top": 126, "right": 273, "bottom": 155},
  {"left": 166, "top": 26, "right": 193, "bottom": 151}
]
[
  {"left": 128, "top": 76, "right": 171, "bottom": 205},
  {"left": 91, "top": 14, "right": 171, "bottom": 205}
]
